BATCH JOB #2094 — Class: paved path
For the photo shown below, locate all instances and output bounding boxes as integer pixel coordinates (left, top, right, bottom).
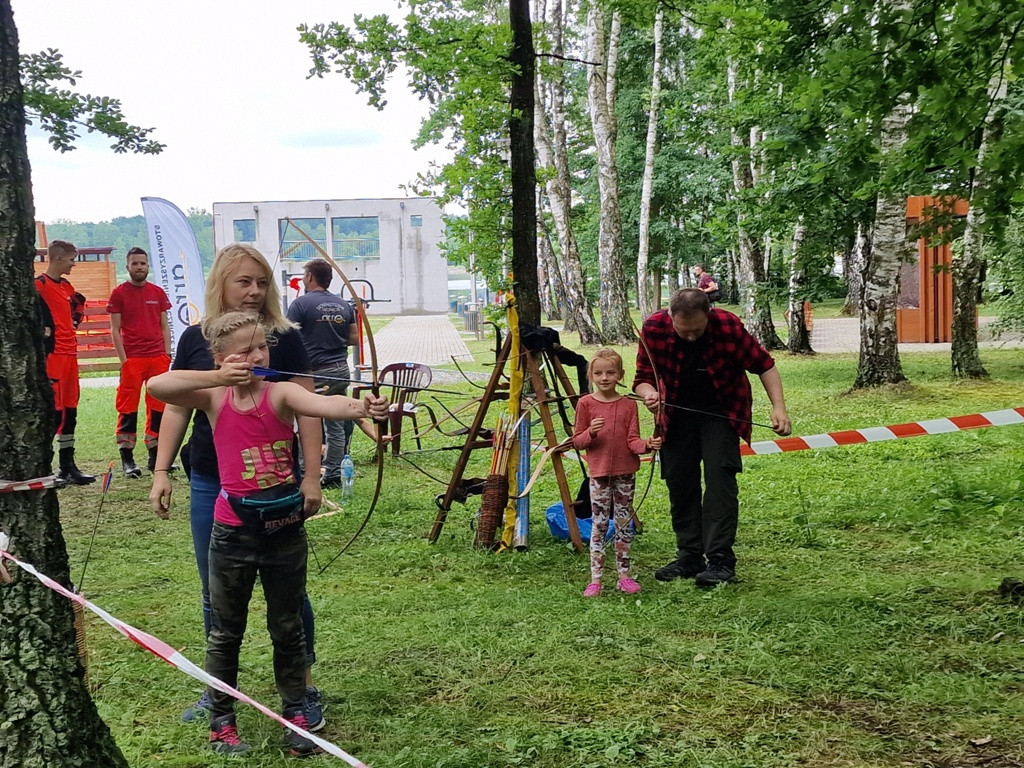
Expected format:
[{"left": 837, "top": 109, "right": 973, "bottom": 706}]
[
  {"left": 810, "top": 315, "right": 1024, "bottom": 353},
  {"left": 372, "top": 315, "right": 472, "bottom": 368}
]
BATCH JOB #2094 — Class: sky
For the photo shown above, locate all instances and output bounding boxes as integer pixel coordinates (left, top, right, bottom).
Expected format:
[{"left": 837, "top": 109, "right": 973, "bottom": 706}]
[{"left": 13, "top": 0, "right": 448, "bottom": 223}]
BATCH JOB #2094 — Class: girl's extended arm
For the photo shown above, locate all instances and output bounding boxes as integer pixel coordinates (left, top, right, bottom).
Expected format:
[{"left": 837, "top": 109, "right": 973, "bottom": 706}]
[{"left": 276, "top": 382, "right": 389, "bottom": 422}]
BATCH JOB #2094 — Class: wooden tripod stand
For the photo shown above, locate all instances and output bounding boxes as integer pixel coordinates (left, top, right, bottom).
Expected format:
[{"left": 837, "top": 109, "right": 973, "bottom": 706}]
[{"left": 427, "top": 334, "right": 586, "bottom": 551}]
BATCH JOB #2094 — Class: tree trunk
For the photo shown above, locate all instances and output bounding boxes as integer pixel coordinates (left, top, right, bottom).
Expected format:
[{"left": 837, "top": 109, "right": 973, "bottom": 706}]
[
  {"left": 0, "top": 3, "right": 129, "bottom": 764},
  {"left": 586, "top": 4, "right": 636, "bottom": 343},
  {"left": 664, "top": 253, "right": 680, "bottom": 295},
  {"left": 536, "top": 191, "right": 563, "bottom": 321},
  {"left": 727, "top": 57, "right": 782, "bottom": 349},
  {"left": 652, "top": 265, "right": 663, "bottom": 312},
  {"left": 535, "top": 0, "right": 601, "bottom": 343},
  {"left": 636, "top": 7, "right": 664, "bottom": 319},
  {"left": 724, "top": 248, "right": 740, "bottom": 303},
  {"left": 854, "top": 97, "right": 911, "bottom": 389},
  {"left": 786, "top": 218, "right": 814, "bottom": 354},
  {"left": 509, "top": 0, "right": 540, "bottom": 325},
  {"left": 839, "top": 230, "right": 862, "bottom": 316},
  {"left": 952, "top": 57, "right": 1007, "bottom": 378}
]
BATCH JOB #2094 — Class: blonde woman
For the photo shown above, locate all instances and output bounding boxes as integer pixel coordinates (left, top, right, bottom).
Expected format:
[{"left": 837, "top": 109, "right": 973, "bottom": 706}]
[{"left": 148, "top": 244, "right": 327, "bottom": 729}]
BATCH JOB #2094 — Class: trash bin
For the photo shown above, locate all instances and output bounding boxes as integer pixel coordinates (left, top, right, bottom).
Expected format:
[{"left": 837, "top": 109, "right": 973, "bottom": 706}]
[
  {"left": 449, "top": 299, "right": 459, "bottom": 314},
  {"left": 464, "top": 309, "right": 479, "bottom": 332}
]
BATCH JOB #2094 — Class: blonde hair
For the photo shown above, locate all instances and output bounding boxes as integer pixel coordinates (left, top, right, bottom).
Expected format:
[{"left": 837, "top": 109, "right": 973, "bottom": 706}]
[
  {"left": 204, "top": 244, "right": 294, "bottom": 334},
  {"left": 201, "top": 311, "right": 271, "bottom": 356},
  {"left": 587, "top": 348, "right": 625, "bottom": 382}
]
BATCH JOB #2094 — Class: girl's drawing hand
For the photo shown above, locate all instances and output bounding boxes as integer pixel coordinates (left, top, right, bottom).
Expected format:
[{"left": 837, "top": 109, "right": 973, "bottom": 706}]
[
  {"left": 589, "top": 417, "right": 605, "bottom": 436},
  {"left": 217, "top": 354, "right": 253, "bottom": 386}
]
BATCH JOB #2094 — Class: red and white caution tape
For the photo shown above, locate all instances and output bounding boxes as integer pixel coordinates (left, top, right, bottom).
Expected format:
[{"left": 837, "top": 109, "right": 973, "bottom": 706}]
[
  {"left": 741, "top": 407, "right": 1024, "bottom": 457},
  {"left": 0, "top": 546, "right": 370, "bottom": 767},
  {"left": 0, "top": 475, "right": 64, "bottom": 493}
]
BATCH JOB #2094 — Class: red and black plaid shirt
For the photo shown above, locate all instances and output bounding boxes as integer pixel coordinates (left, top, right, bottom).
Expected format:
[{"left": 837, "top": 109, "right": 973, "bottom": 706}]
[{"left": 633, "top": 308, "right": 775, "bottom": 444}]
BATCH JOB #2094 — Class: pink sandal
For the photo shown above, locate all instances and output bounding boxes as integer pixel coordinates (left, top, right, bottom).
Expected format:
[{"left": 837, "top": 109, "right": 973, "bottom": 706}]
[
  {"left": 582, "top": 582, "right": 603, "bottom": 598},
  {"left": 616, "top": 577, "right": 642, "bottom": 595}
]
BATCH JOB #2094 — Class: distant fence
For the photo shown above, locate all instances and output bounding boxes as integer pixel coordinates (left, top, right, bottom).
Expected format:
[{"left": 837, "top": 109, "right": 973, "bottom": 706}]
[{"left": 76, "top": 301, "right": 119, "bottom": 374}]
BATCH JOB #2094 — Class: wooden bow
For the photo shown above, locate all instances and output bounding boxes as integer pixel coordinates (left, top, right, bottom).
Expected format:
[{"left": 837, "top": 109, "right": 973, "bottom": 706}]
[{"left": 284, "top": 219, "right": 386, "bottom": 572}]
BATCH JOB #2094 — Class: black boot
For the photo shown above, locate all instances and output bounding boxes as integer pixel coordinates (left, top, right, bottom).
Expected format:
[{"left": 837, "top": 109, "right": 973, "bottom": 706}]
[
  {"left": 58, "top": 447, "right": 96, "bottom": 486},
  {"left": 121, "top": 448, "right": 143, "bottom": 479}
]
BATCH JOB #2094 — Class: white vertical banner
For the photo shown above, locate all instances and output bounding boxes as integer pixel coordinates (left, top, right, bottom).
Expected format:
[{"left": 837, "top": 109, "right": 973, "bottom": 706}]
[{"left": 141, "top": 197, "right": 206, "bottom": 353}]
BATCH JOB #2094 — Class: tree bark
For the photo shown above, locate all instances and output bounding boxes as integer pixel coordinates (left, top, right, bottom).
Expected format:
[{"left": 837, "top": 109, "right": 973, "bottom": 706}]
[
  {"left": 536, "top": 190, "right": 563, "bottom": 321},
  {"left": 535, "top": 0, "right": 602, "bottom": 342},
  {"left": 509, "top": 0, "right": 540, "bottom": 325},
  {"left": 786, "top": 218, "right": 814, "bottom": 354},
  {"left": 586, "top": 4, "right": 635, "bottom": 343},
  {"left": 636, "top": 7, "right": 664, "bottom": 319},
  {"left": 0, "top": 3, "right": 129, "bottom": 764},
  {"left": 854, "top": 97, "right": 911, "bottom": 389},
  {"left": 951, "top": 57, "right": 1007, "bottom": 378}
]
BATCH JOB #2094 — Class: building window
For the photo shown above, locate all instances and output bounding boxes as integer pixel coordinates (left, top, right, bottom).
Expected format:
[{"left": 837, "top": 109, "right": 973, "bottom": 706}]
[
  {"left": 233, "top": 219, "right": 256, "bottom": 242},
  {"left": 332, "top": 216, "right": 380, "bottom": 259},
  {"left": 410, "top": 215, "right": 423, "bottom": 228},
  {"left": 278, "top": 218, "right": 327, "bottom": 262}
]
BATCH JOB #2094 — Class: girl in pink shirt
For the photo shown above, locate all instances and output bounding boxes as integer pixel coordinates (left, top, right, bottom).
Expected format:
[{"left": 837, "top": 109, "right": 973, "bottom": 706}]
[
  {"left": 572, "top": 349, "right": 661, "bottom": 597},
  {"left": 149, "top": 312, "right": 387, "bottom": 756}
]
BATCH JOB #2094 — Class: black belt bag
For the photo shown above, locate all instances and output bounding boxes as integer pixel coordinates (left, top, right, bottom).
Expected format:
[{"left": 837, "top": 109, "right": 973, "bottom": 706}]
[{"left": 222, "top": 483, "right": 305, "bottom": 535}]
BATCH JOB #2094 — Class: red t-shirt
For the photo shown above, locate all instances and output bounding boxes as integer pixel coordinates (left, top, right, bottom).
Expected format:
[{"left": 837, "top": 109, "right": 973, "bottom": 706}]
[
  {"left": 35, "top": 274, "right": 77, "bottom": 355},
  {"left": 106, "top": 281, "right": 171, "bottom": 357}
]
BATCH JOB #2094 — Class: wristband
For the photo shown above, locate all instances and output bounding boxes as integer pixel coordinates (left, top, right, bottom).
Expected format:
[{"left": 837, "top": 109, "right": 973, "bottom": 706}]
[{"left": 153, "top": 468, "right": 172, "bottom": 473}]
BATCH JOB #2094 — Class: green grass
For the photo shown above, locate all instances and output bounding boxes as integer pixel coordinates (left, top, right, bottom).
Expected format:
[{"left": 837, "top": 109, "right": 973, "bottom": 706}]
[{"left": 58, "top": 343, "right": 1024, "bottom": 767}]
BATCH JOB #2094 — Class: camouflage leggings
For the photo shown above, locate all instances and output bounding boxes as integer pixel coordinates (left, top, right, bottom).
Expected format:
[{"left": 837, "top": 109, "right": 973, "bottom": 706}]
[{"left": 589, "top": 474, "right": 636, "bottom": 581}]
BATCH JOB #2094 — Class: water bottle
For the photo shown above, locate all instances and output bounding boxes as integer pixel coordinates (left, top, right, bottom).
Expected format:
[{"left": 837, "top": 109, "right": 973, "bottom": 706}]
[{"left": 340, "top": 455, "right": 355, "bottom": 503}]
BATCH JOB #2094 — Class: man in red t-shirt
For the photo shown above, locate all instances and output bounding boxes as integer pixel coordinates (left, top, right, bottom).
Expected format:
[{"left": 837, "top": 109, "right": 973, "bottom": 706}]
[
  {"left": 107, "top": 247, "right": 172, "bottom": 477},
  {"left": 35, "top": 240, "right": 95, "bottom": 485}
]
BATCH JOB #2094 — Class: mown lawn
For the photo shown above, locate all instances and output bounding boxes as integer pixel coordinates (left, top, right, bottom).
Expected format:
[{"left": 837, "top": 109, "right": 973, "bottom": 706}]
[{"left": 56, "top": 344, "right": 1024, "bottom": 767}]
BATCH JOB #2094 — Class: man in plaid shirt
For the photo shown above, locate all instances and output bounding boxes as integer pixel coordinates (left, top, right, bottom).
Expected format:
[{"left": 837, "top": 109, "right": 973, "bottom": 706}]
[{"left": 634, "top": 288, "right": 791, "bottom": 586}]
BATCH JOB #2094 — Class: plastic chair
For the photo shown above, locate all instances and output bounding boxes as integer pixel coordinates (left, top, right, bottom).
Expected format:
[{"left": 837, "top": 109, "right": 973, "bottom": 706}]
[{"left": 353, "top": 362, "right": 432, "bottom": 455}]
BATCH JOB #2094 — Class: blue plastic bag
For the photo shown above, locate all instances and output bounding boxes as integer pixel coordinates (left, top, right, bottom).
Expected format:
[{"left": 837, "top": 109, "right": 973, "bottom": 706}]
[{"left": 545, "top": 502, "right": 615, "bottom": 542}]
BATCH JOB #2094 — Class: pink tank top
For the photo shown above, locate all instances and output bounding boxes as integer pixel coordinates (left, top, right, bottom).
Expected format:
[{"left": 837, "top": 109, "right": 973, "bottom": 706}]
[{"left": 213, "top": 384, "right": 296, "bottom": 526}]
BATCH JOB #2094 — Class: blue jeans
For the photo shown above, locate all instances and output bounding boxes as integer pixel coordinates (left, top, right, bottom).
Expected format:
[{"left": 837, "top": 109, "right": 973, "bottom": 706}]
[{"left": 189, "top": 470, "right": 317, "bottom": 664}]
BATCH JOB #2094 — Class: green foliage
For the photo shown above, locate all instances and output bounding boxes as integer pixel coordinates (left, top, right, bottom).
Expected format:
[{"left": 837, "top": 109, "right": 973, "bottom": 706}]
[
  {"left": 986, "top": 204, "right": 1024, "bottom": 332},
  {"left": 299, "top": 2, "right": 516, "bottom": 283},
  {"left": 20, "top": 49, "right": 163, "bottom": 154}
]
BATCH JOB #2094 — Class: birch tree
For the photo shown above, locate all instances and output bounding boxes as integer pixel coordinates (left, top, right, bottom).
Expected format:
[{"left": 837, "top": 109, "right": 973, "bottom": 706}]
[
  {"left": 854, "top": 92, "right": 912, "bottom": 388},
  {"left": 727, "top": 56, "right": 783, "bottom": 349},
  {"left": 951, "top": 53, "right": 1009, "bottom": 378},
  {"left": 635, "top": 6, "right": 664, "bottom": 319},
  {"left": 535, "top": 0, "right": 603, "bottom": 342},
  {"left": 585, "top": 1, "right": 635, "bottom": 342},
  {"left": 786, "top": 218, "right": 814, "bottom": 354}
]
